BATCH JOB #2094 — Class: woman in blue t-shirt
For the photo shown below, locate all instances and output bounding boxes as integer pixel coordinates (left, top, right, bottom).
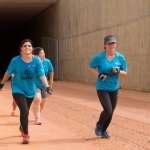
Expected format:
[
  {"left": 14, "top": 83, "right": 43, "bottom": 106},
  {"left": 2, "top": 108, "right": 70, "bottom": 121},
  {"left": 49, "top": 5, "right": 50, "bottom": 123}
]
[
  {"left": 0, "top": 39, "right": 52, "bottom": 144},
  {"left": 88, "top": 35, "right": 128, "bottom": 139},
  {"left": 32, "top": 47, "right": 54, "bottom": 125}
]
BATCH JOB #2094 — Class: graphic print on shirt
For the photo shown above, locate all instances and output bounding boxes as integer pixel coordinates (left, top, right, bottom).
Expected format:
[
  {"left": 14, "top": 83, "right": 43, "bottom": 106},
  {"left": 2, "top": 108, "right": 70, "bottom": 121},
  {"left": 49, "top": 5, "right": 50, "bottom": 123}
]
[{"left": 21, "top": 70, "right": 33, "bottom": 80}]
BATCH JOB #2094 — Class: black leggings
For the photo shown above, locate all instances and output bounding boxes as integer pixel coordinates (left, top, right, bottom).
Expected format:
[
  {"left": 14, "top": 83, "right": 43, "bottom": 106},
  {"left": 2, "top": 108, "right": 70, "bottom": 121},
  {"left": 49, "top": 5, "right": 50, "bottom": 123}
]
[
  {"left": 97, "top": 89, "right": 118, "bottom": 132},
  {"left": 12, "top": 93, "right": 34, "bottom": 135}
]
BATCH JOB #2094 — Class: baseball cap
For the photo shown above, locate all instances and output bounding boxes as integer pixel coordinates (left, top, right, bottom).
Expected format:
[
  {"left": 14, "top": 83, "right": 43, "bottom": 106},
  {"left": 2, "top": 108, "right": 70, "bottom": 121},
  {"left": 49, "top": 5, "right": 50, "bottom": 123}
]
[{"left": 104, "top": 35, "right": 117, "bottom": 44}]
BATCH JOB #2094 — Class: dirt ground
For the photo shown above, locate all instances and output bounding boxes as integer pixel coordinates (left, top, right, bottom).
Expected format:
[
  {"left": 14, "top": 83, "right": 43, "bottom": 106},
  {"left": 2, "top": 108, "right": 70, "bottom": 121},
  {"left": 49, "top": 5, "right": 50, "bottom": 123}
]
[{"left": 0, "top": 81, "right": 150, "bottom": 150}]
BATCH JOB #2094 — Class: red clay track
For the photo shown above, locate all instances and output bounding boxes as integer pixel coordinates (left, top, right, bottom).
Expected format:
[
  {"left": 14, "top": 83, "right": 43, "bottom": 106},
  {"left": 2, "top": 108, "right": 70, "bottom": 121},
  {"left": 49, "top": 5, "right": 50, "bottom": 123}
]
[{"left": 0, "top": 81, "right": 150, "bottom": 150}]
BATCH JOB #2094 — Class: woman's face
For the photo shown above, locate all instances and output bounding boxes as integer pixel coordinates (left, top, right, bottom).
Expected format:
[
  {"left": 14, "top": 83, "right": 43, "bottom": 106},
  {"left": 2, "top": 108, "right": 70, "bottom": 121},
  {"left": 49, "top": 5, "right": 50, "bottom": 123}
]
[
  {"left": 20, "top": 42, "right": 33, "bottom": 54},
  {"left": 38, "top": 50, "right": 45, "bottom": 60},
  {"left": 105, "top": 42, "right": 116, "bottom": 53}
]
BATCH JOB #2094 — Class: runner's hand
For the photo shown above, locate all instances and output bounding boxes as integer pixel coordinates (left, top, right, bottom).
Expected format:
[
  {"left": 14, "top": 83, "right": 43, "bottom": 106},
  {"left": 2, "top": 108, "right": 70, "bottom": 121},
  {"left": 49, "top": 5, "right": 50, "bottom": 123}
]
[
  {"left": 45, "top": 87, "right": 52, "bottom": 95},
  {"left": 112, "top": 67, "right": 120, "bottom": 74},
  {"left": 98, "top": 73, "right": 107, "bottom": 81}
]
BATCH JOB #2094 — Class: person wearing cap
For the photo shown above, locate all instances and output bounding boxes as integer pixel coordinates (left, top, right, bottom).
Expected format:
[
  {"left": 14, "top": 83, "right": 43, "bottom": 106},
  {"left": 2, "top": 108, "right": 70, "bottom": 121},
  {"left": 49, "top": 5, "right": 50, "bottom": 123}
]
[{"left": 88, "top": 35, "right": 127, "bottom": 139}]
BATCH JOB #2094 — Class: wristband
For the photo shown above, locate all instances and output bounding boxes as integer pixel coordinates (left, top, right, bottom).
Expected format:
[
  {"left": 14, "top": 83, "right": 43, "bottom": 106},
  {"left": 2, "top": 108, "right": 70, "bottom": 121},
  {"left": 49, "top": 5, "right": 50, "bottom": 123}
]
[
  {"left": 98, "top": 73, "right": 105, "bottom": 80},
  {"left": 45, "top": 87, "right": 52, "bottom": 95},
  {"left": 111, "top": 67, "right": 120, "bottom": 74},
  {"left": 116, "top": 67, "right": 120, "bottom": 74}
]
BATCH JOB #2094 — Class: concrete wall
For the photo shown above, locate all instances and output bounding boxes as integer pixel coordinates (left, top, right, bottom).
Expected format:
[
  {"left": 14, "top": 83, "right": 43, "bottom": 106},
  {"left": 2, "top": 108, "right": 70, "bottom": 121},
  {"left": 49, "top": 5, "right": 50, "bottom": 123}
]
[{"left": 57, "top": 0, "right": 150, "bottom": 92}]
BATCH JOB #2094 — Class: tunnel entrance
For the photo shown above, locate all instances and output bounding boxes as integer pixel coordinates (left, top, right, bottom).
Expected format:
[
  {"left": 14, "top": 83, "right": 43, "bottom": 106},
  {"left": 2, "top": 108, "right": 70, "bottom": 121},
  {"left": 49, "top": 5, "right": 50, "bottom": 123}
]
[{"left": 0, "top": 0, "right": 58, "bottom": 78}]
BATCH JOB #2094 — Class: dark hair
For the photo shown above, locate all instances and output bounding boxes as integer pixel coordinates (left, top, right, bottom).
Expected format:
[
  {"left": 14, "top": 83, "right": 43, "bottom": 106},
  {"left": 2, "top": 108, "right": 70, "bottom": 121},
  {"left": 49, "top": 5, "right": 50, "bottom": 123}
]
[
  {"left": 32, "top": 47, "right": 43, "bottom": 56},
  {"left": 19, "top": 39, "right": 33, "bottom": 52}
]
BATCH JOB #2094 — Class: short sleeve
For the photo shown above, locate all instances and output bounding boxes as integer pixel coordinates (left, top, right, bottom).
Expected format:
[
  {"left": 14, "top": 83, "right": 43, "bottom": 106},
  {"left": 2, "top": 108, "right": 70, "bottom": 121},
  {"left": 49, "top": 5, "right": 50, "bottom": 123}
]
[
  {"left": 120, "top": 56, "right": 128, "bottom": 71},
  {"left": 6, "top": 59, "right": 15, "bottom": 75},
  {"left": 89, "top": 55, "right": 99, "bottom": 68},
  {"left": 48, "top": 60, "right": 54, "bottom": 72},
  {"left": 36, "top": 58, "right": 45, "bottom": 77}
]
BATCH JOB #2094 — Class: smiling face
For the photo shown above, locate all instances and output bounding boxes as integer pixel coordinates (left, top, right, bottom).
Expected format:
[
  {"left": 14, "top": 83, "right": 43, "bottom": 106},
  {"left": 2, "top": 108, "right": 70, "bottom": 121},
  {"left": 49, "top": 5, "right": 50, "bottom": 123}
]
[
  {"left": 20, "top": 42, "right": 33, "bottom": 54},
  {"left": 38, "top": 49, "right": 45, "bottom": 60},
  {"left": 104, "top": 42, "right": 116, "bottom": 53}
]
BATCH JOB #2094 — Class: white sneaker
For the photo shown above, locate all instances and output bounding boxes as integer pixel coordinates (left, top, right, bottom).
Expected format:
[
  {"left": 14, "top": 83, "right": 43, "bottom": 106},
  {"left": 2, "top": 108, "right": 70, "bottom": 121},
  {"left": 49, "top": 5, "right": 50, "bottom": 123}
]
[{"left": 35, "top": 118, "right": 42, "bottom": 125}]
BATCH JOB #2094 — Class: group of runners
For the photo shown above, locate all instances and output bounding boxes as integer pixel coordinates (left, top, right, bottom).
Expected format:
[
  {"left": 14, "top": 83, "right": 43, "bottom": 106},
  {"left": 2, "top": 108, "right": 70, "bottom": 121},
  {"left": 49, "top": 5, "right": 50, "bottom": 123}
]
[
  {"left": 0, "top": 35, "right": 127, "bottom": 144},
  {"left": 0, "top": 39, "right": 54, "bottom": 144}
]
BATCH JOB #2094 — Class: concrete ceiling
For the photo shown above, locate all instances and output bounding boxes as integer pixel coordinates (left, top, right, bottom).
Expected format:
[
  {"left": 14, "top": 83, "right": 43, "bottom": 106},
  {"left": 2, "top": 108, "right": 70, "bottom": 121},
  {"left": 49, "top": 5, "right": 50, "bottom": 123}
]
[{"left": 0, "top": 0, "right": 58, "bottom": 34}]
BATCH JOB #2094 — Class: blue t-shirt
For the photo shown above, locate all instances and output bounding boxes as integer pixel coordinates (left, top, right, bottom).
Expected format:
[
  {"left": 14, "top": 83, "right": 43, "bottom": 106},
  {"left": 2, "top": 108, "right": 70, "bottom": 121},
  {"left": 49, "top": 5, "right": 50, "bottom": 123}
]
[
  {"left": 34, "top": 58, "right": 54, "bottom": 89},
  {"left": 89, "top": 51, "right": 127, "bottom": 92},
  {"left": 7, "top": 55, "right": 45, "bottom": 98}
]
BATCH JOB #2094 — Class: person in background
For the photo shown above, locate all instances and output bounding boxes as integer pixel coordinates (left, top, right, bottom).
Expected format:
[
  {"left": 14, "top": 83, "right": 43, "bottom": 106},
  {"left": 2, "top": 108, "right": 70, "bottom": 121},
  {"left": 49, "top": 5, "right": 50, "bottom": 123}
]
[
  {"left": 11, "top": 99, "right": 18, "bottom": 116},
  {"left": 0, "top": 39, "right": 52, "bottom": 144},
  {"left": 88, "top": 35, "right": 127, "bottom": 139},
  {"left": 32, "top": 47, "right": 54, "bottom": 125}
]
